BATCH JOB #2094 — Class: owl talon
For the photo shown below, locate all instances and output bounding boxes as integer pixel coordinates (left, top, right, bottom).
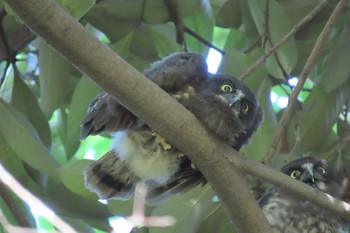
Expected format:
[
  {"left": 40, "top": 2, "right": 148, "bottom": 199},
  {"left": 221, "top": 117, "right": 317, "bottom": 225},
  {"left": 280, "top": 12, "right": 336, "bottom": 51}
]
[{"left": 154, "top": 133, "right": 172, "bottom": 151}]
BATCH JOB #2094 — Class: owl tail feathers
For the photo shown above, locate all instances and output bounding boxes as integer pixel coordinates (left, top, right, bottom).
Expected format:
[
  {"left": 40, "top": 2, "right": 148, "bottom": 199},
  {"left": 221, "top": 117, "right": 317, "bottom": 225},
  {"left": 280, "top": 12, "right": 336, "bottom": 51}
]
[{"left": 84, "top": 150, "right": 138, "bottom": 201}]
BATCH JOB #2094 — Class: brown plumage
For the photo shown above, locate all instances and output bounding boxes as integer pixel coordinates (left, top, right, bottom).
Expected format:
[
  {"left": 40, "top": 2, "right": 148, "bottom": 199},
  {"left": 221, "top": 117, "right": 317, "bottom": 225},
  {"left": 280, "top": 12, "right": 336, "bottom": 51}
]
[
  {"left": 259, "top": 157, "right": 348, "bottom": 233},
  {"left": 82, "top": 52, "right": 263, "bottom": 204}
]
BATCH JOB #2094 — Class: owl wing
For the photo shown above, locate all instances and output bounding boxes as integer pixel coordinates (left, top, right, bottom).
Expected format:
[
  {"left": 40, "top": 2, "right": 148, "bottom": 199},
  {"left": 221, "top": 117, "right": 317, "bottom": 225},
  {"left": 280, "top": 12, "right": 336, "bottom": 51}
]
[
  {"left": 81, "top": 52, "right": 208, "bottom": 139},
  {"left": 80, "top": 92, "right": 141, "bottom": 139}
]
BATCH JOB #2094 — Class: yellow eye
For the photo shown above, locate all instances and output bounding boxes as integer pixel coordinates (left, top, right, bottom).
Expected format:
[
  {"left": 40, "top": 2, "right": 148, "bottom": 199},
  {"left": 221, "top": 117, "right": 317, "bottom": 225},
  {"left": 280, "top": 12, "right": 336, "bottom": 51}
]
[
  {"left": 242, "top": 103, "right": 249, "bottom": 113},
  {"left": 317, "top": 166, "right": 326, "bottom": 174},
  {"left": 290, "top": 170, "right": 301, "bottom": 179},
  {"left": 221, "top": 84, "right": 233, "bottom": 93}
]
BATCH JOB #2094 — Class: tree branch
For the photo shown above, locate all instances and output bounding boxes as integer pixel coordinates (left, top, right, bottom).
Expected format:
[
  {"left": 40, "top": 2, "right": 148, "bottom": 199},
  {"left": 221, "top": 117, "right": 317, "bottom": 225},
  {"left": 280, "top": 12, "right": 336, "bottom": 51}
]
[
  {"left": 263, "top": 0, "right": 348, "bottom": 164},
  {"left": 4, "top": 0, "right": 271, "bottom": 232},
  {"left": 162, "top": 0, "right": 186, "bottom": 47},
  {"left": 240, "top": 0, "right": 330, "bottom": 80},
  {"left": 5, "top": 0, "right": 350, "bottom": 232},
  {"left": 0, "top": 183, "right": 30, "bottom": 227},
  {"left": 0, "top": 164, "right": 77, "bottom": 233},
  {"left": 184, "top": 26, "right": 225, "bottom": 55}
]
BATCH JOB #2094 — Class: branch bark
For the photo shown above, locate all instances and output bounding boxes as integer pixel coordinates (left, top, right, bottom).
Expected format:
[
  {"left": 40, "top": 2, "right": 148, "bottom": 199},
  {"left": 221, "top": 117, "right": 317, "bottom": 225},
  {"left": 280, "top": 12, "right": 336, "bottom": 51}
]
[
  {"left": 5, "top": 0, "right": 350, "bottom": 232},
  {"left": 5, "top": 0, "right": 271, "bottom": 232},
  {"left": 240, "top": 0, "right": 329, "bottom": 80},
  {"left": 263, "top": 0, "right": 348, "bottom": 164}
]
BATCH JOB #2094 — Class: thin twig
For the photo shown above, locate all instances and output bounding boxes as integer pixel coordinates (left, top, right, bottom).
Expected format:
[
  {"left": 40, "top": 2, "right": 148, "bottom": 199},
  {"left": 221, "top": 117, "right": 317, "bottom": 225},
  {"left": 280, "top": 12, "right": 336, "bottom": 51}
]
[
  {"left": 0, "top": 206, "right": 61, "bottom": 233},
  {"left": 0, "top": 183, "right": 30, "bottom": 227},
  {"left": 0, "top": 164, "right": 77, "bottom": 233},
  {"left": 122, "top": 183, "right": 175, "bottom": 230},
  {"left": 162, "top": 0, "right": 186, "bottom": 47},
  {"left": 263, "top": 0, "right": 289, "bottom": 79},
  {"left": 262, "top": 0, "right": 348, "bottom": 164},
  {"left": 184, "top": 26, "right": 225, "bottom": 55},
  {"left": 240, "top": 0, "right": 330, "bottom": 80},
  {"left": 0, "top": 9, "right": 15, "bottom": 89},
  {"left": 0, "top": 61, "right": 10, "bottom": 89},
  {"left": 0, "top": 12, "right": 16, "bottom": 65}
]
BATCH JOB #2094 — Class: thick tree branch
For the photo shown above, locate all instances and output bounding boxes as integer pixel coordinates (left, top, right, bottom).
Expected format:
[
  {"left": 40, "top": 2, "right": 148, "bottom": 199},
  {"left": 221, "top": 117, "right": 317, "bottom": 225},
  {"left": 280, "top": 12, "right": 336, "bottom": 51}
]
[
  {"left": 263, "top": 0, "right": 348, "bottom": 164},
  {"left": 5, "top": 0, "right": 271, "bottom": 232}
]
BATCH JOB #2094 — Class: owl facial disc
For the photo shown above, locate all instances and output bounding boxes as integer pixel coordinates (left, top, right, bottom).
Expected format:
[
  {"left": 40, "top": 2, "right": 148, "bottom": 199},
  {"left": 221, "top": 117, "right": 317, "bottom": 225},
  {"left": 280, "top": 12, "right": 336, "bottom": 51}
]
[{"left": 299, "top": 163, "right": 327, "bottom": 191}]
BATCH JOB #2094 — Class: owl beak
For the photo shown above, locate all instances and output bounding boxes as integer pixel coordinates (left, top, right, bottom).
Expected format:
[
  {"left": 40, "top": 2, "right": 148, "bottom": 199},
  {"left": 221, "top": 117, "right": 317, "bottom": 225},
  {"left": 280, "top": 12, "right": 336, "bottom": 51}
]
[
  {"left": 299, "top": 170, "right": 315, "bottom": 185},
  {"left": 228, "top": 90, "right": 245, "bottom": 108},
  {"left": 229, "top": 98, "right": 241, "bottom": 109}
]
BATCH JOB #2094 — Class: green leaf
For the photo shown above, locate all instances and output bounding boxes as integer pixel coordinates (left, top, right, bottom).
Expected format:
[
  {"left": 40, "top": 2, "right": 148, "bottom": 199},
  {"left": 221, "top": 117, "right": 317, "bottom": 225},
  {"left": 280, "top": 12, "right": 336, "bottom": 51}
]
[
  {"left": 89, "top": 0, "right": 202, "bottom": 24},
  {"left": 197, "top": 205, "right": 236, "bottom": 233},
  {"left": 66, "top": 77, "right": 102, "bottom": 158},
  {"left": 11, "top": 72, "right": 51, "bottom": 147},
  {"left": 0, "top": 135, "right": 37, "bottom": 228},
  {"left": 107, "top": 199, "right": 134, "bottom": 217},
  {"left": 243, "top": 78, "right": 278, "bottom": 160},
  {"left": 149, "top": 27, "right": 183, "bottom": 58},
  {"left": 61, "top": 216, "right": 97, "bottom": 233},
  {"left": 248, "top": 0, "right": 298, "bottom": 78},
  {"left": 222, "top": 29, "right": 254, "bottom": 51},
  {"left": 184, "top": 0, "right": 214, "bottom": 55},
  {"left": 37, "top": 38, "right": 72, "bottom": 117},
  {"left": 150, "top": 186, "right": 216, "bottom": 233},
  {"left": 239, "top": 0, "right": 259, "bottom": 38},
  {"left": 84, "top": 12, "right": 138, "bottom": 43},
  {"left": 279, "top": 0, "right": 320, "bottom": 26},
  {"left": 0, "top": 99, "right": 59, "bottom": 177},
  {"left": 110, "top": 31, "right": 135, "bottom": 58},
  {"left": 219, "top": 48, "right": 266, "bottom": 81},
  {"left": 58, "top": 159, "right": 97, "bottom": 199},
  {"left": 288, "top": 81, "right": 350, "bottom": 152},
  {"left": 83, "top": 218, "right": 112, "bottom": 232},
  {"left": 319, "top": 26, "right": 350, "bottom": 92},
  {"left": 44, "top": 177, "right": 111, "bottom": 218},
  {"left": 60, "top": 0, "right": 95, "bottom": 19},
  {"left": 292, "top": 40, "right": 333, "bottom": 76},
  {"left": 219, "top": 0, "right": 242, "bottom": 28}
]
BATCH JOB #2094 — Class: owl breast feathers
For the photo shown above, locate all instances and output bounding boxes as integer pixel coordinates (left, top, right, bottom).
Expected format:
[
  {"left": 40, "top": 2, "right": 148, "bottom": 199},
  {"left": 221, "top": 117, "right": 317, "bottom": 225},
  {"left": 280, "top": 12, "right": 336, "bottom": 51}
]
[
  {"left": 81, "top": 52, "right": 263, "bottom": 204},
  {"left": 259, "top": 157, "right": 348, "bottom": 233}
]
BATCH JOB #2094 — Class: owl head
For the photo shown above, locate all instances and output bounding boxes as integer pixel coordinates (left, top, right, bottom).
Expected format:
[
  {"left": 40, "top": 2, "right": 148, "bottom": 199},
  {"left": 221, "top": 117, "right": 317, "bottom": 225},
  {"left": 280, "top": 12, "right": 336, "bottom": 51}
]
[
  {"left": 190, "top": 74, "right": 263, "bottom": 149},
  {"left": 281, "top": 157, "right": 337, "bottom": 194}
]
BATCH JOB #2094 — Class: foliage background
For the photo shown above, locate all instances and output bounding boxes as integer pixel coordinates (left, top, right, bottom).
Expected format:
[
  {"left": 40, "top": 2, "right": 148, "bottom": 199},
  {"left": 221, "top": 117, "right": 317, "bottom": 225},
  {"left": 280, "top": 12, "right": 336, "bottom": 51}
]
[{"left": 0, "top": 0, "right": 349, "bottom": 232}]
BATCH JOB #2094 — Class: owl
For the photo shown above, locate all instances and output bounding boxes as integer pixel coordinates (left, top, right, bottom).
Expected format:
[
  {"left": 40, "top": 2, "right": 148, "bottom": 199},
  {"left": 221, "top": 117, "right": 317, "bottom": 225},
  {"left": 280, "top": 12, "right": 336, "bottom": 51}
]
[
  {"left": 81, "top": 52, "right": 263, "bottom": 204},
  {"left": 259, "top": 157, "right": 347, "bottom": 233}
]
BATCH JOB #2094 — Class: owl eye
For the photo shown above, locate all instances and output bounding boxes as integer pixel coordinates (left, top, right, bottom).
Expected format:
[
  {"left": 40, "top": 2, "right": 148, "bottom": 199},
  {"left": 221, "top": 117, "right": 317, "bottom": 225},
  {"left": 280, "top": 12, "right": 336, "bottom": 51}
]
[
  {"left": 242, "top": 103, "right": 249, "bottom": 113},
  {"left": 290, "top": 170, "right": 301, "bottom": 179},
  {"left": 317, "top": 166, "right": 327, "bottom": 174},
  {"left": 221, "top": 84, "right": 233, "bottom": 93}
]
